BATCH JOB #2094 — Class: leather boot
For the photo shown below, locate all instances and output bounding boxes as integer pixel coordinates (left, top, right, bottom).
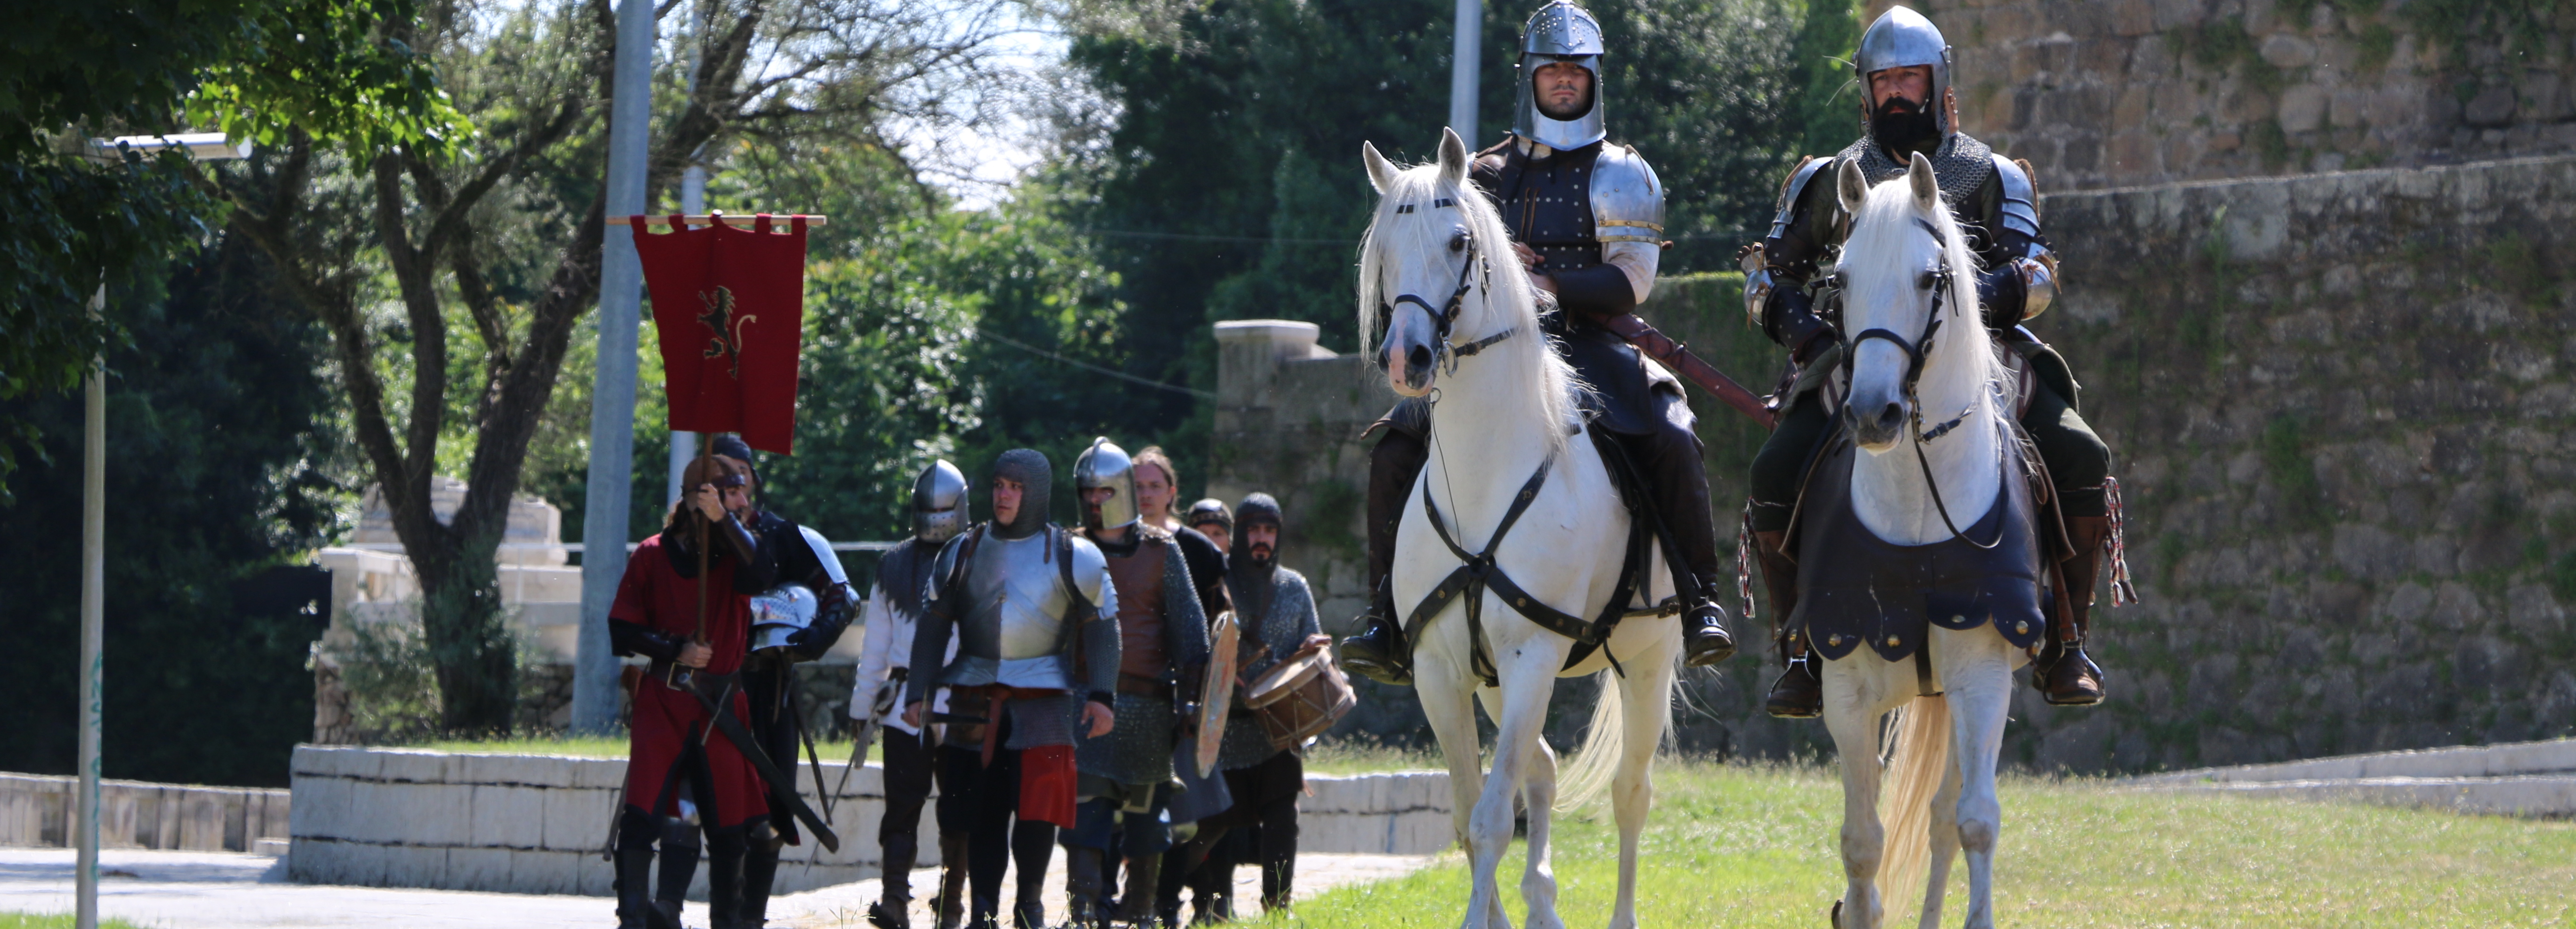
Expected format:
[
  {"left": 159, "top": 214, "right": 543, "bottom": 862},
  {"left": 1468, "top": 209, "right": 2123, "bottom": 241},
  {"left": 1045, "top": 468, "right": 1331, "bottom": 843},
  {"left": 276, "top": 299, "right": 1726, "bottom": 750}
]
[
  {"left": 1633, "top": 422, "right": 1736, "bottom": 667},
  {"left": 1258, "top": 854, "right": 1292, "bottom": 913},
  {"left": 654, "top": 818, "right": 701, "bottom": 929},
  {"left": 934, "top": 834, "right": 970, "bottom": 929},
  {"left": 1115, "top": 854, "right": 1162, "bottom": 926},
  {"left": 1065, "top": 847, "right": 1107, "bottom": 929},
  {"left": 1010, "top": 825, "right": 1052, "bottom": 929},
  {"left": 739, "top": 834, "right": 781, "bottom": 928},
  {"left": 2040, "top": 515, "right": 2110, "bottom": 705},
  {"left": 1753, "top": 530, "right": 1821, "bottom": 718},
  {"left": 616, "top": 846, "right": 658, "bottom": 929},
  {"left": 970, "top": 893, "right": 1002, "bottom": 929},
  {"left": 869, "top": 831, "right": 918, "bottom": 929},
  {"left": 1337, "top": 426, "right": 1428, "bottom": 686}
]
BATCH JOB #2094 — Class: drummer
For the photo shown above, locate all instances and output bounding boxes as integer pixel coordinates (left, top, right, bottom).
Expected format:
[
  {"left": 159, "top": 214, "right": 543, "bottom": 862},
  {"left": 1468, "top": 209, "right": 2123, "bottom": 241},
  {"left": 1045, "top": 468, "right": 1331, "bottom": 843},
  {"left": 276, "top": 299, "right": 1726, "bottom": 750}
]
[
  {"left": 1178, "top": 493, "right": 1325, "bottom": 914},
  {"left": 1065, "top": 439, "right": 1214, "bottom": 927}
]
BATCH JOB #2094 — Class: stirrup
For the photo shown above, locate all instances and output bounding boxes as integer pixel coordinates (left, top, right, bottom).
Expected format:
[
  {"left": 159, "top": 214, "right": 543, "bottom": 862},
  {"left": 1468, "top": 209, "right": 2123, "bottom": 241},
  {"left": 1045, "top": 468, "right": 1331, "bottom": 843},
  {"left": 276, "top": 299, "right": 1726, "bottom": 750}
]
[
  {"left": 1764, "top": 655, "right": 1823, "bottom": 719},
  {"left": 2040, "top": 645, "right": 2105, "bottom": 706},
  {"left": 1336, "top": 617, "right": 1411, "bottom": 686},
  {"left": 1680, "top": 600, "right": 1736, "bottom": 666}
]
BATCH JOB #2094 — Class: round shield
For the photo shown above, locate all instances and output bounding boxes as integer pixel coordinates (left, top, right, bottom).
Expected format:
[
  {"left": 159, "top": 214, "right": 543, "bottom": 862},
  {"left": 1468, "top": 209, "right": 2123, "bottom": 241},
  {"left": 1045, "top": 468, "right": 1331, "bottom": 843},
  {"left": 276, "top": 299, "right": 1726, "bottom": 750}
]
[{"left": 1194, "top": 611, "right": 1240, "bottom": 778}]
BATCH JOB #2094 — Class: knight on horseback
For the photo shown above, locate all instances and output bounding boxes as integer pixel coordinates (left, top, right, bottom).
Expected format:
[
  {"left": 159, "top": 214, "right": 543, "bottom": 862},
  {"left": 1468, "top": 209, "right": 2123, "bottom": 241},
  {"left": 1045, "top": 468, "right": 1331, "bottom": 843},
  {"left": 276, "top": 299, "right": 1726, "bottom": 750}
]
[
  {"left": 1338, "top": 0, "right": 1738, "bottom": 685},
  {"left": 1744, "top": 6, "right": 2116, "bottom": 716}
]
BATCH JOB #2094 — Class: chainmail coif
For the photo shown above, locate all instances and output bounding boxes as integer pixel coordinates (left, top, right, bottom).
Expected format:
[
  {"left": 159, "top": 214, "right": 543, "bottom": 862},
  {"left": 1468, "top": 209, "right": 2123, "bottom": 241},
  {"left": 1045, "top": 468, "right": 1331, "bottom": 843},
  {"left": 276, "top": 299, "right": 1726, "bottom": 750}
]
[{"left": 991, "top": 448, "right": 1052, "bottom": 540}]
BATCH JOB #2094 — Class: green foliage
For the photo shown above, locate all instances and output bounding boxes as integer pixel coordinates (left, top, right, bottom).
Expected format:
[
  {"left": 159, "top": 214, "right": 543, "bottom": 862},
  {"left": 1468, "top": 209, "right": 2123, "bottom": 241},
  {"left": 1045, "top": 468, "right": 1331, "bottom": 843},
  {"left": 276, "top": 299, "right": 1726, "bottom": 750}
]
[
  {"left": 2260, "top": 414, "right": 2328, "bottom": 529},
  {"left": 0, "top": 237, "right": 344, "bottom": 787},
  {"left": 0, "top": 914, "right": 149, "bottom": 929},
  {"left": 2356, "top": 22, "right": 2399, "bottom": 72},
  {"left": 1788, "top": 0, "right": 1862, "bottom": 159}
]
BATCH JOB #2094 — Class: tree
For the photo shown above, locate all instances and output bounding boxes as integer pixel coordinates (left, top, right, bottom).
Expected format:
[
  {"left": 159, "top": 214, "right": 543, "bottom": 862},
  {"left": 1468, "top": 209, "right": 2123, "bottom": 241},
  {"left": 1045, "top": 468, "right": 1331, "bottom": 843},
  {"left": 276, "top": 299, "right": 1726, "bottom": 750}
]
[
  {"left": 0, "top": 0, "right": 457, "bottom": 495},
  {"left": 210, "top": 0, "right": 1023, "bottom": 732}
]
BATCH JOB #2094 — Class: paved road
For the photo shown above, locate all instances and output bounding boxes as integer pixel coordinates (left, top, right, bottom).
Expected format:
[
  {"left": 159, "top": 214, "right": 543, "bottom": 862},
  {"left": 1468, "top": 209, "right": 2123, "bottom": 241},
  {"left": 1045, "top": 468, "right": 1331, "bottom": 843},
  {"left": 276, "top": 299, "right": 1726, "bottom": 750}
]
[{"left": 0, "top": 847, "right": 1435, "bottom": 928}]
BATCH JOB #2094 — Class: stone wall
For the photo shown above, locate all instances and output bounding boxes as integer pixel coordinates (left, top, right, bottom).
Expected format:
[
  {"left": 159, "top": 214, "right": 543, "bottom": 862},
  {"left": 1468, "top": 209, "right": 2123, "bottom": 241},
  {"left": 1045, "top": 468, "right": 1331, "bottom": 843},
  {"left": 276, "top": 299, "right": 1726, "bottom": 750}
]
[
  {"left": 286, "top": 745, "right": 1455, "bottom": 897},
  {"left": 0, "top": 773, "right": 290, "bottom": 854},
  {"left": 1904, "top": 0, "right": 2576, "bottom": 189},
  {"left": 1213, "top": 154, "right": 2576, "bottom": 771}
]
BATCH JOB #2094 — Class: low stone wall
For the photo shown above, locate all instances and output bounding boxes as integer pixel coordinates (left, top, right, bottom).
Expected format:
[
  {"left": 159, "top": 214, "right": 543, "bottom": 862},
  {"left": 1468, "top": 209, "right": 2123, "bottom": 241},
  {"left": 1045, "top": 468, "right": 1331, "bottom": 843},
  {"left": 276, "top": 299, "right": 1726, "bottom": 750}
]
[
  {"left": 0, "top": 772, "right": 289, "bottom": 853},
  {"left": 287, "top": 745, "right": 1453, "bottom": 896},
  {"left": 2125, "top": 737, "right": 2576, "bottom": 817}
]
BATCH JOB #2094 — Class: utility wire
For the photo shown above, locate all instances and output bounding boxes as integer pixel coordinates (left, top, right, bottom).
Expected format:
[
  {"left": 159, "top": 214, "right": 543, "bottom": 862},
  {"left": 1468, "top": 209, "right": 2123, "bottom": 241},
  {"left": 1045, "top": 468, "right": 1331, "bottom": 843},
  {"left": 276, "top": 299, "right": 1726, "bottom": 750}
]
[{"left": 981, "top": 330, "right": 1218, "bottom": 399}]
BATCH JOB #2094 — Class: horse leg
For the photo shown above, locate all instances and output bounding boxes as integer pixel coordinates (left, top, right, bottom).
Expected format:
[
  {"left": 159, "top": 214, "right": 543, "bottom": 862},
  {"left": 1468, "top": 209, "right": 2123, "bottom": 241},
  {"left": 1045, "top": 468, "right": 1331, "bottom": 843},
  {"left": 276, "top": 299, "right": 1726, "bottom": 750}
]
[
  {"left": 1823, "top": 669, "right": 1890, "bottom": 929},
  {"left": 1919, "top": 741, "right": 1964, "bottom": 929},
  {"left": 1938, "top": 635, "right": 2014, "bottom": 929},
  {"left": 1467, "top": 642, "right": 1569, "bottom": 929},
  {"left": 1519, "top": 733, "right": 1562, "bottom": 929},
  {"left": 1607, "top": 641, "right": 1674, "bottom": 929},
  {"left": 1417, "top": 657, "right": 1488, "bottom": 929}
]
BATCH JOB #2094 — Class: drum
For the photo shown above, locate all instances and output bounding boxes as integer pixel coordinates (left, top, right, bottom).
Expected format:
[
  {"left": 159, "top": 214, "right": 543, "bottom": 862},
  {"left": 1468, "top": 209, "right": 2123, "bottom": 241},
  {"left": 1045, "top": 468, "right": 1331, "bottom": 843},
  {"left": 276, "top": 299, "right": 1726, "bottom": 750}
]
[{"left": 1240, "top": 642, "right": 1356, "bottom": 752}]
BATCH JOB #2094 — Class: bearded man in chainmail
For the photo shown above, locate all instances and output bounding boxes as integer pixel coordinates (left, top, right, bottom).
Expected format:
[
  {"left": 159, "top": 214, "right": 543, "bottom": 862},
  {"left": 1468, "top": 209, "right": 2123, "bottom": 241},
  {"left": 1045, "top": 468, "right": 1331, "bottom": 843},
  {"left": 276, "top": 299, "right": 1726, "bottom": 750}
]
[
  {"left": 904, "top": 449, "right": 1121, "bottom": 929},
  {"left": 1741, "top": 6, "right": 2114, "bottom": 718},
  {"left": 1338, "top": 0, "right": 1737, "bottom": 689},
  {"left": 1062, "top": 439, "right": 1212, "bottom": 928},
  {"left": 852, "top": 460, "right": 968, "bottom": 929},
  {"left": 1176, "top": 493, "right": 1323, "bottom": 916}
]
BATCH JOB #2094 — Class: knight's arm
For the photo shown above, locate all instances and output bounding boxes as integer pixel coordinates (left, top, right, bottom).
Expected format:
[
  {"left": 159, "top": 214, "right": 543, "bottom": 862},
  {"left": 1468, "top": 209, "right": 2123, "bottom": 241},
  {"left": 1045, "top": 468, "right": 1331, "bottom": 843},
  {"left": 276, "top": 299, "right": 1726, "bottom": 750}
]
[
  {"left": 1162, "top": 542, "right": 1213, "bottom": 669},
  {"left": 1746, "top": 157, "right": 1841, "bottom": 360},
  {"left": 904, "top": 534, "right": 968, "bottom": 706},
  {"left": 1559, "top": 144, "right": 1665, "bottom": 320},
  {"left": 1069, "top": 538, "right": 1121, "bottom": 707},
  {"left": 851, "top": 582, "right": 897, "bottom": 716},
  {"left": 1972, "top": 154, "right": 2059, "bottom": 329}
]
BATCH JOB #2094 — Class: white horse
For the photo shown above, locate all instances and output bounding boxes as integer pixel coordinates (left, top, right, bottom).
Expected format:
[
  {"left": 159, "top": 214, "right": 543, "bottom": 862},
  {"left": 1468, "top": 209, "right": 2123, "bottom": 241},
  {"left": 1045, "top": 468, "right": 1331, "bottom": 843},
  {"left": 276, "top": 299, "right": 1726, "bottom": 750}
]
[
  {"left": 1359, "top": 128, "right": 1682, "bottom": 929},
  {"left": 1812, "top": 152, "right": 2037, "bottom": 929}
]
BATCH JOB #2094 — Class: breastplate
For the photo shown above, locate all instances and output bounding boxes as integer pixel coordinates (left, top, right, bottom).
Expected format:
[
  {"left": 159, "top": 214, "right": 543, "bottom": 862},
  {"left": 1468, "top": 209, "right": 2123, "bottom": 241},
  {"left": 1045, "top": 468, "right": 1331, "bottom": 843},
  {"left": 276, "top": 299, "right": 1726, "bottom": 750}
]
[
  {"left": 1103, "top": 538, "right": 1168, "bottom": 679},
  {"left": 960, "top": 532, "right": 1070, "bottom": 661},
  {"left": 1492, "top": 144, "right": 1603, "bottom": 275}
]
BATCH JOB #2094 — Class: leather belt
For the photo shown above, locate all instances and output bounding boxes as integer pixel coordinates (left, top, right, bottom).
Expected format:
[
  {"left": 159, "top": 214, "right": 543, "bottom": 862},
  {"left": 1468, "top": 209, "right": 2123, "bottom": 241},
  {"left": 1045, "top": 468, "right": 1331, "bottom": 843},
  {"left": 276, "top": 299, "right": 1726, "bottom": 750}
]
[{"left": 1116, "top": 674, "right": 1172, "bottom": 699}]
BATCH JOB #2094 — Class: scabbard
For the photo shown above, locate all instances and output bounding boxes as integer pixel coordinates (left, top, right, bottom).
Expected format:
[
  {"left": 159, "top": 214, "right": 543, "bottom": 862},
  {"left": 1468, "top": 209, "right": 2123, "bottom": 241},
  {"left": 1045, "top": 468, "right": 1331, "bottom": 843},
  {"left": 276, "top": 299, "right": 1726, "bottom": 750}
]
[
  {"left": 684, "top": 677, "right": 842, "bottom": 853},
  {"left": 1597, "top": 312, "right": 1777, "bottom": 429}
]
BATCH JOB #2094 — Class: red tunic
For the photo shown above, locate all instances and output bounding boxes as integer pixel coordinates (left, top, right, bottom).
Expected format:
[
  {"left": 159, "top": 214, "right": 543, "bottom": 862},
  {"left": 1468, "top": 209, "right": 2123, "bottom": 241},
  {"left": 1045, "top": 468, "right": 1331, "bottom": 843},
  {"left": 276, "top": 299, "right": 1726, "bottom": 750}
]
[{"left": 613, "top": 533, "right": 771, "bottom": 827}]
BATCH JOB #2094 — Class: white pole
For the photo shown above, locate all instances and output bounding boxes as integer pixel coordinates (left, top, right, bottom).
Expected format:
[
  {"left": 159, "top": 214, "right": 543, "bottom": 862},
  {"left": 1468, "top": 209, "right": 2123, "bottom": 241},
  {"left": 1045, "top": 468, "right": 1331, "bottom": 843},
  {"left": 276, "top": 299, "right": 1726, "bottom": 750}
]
[
  {"left": 1449, "top": 0, "right": 1482, "bottom": 140},
  {"left": 667, "top": 166, "right": 706, "bottom": 507},
  {"left": 76, "top": 284, "right": 105, "bottom": 929},
  {"left": 573, "top": 0, "right": 656, "bottom": 735}
]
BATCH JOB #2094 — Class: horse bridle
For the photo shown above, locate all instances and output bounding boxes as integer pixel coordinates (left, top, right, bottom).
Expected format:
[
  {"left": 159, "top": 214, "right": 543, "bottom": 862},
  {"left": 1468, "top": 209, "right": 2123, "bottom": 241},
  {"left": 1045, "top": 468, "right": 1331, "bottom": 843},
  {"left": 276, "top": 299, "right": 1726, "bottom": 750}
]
[
  {"left": 1380, "top": 198, "right": 1509, "bottom": 374},
  {"left": 1837, "top": 216, "right": 2000, "bottom": 549}
]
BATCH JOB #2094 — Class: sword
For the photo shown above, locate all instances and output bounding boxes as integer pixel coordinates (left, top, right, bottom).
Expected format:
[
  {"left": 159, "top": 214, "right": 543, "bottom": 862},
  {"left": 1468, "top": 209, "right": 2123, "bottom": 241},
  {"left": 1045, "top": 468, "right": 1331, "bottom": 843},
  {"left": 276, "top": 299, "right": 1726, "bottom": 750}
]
[
  {"left": 831, "top": 674, "right": 903, "bottom": 803},
  {"left": 1596, "top": 312, "right": 1777, "bottom": 430},
  {"left": 681, "top": 676, "right": 842, "bottom": 853}
]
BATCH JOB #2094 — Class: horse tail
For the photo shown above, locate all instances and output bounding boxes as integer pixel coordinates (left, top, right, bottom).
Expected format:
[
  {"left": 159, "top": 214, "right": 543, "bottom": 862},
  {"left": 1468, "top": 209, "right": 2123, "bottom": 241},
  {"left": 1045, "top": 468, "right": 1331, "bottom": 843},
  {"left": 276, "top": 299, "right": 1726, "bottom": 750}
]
[
  {"left": 1553, "top": 669, "right": 1625, "bottom": 814},
  {"left": 1876, "top": 694, "right": 1950, "bottom": 917}
]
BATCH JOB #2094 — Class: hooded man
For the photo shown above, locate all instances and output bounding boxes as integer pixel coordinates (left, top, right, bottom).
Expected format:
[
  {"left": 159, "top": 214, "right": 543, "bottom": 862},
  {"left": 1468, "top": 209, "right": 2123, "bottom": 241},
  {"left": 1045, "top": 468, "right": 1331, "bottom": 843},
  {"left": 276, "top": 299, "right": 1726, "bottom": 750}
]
[
  {"left": 609, "top": 454, "right": 779, "bottom": 929},
  {"left": 852, "top": 460, "right": 969, "bottom": 929},
  {"left": 1177, "top": 493, "right": 1324, "bottom": 915},
  {"left": 1063, "top": 438, "right": 1213, "bottom": 927},
  {"left": 904, "top": 449, "right": 1121, "bottom": 929},
  {"left": 1740, "top": 6, "right": 2115, "bottom": 717},
  {"left": 693, "top": 434, "right": 861, "bottom": 929}
]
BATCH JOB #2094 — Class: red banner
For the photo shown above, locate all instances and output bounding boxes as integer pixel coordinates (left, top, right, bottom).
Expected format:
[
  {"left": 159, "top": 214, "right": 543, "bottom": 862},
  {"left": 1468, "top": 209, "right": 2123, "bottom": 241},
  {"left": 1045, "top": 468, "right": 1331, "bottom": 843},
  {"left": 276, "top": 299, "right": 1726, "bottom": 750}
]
[{"left": 633, "top": 214, "right": 809, "bottom": 454}]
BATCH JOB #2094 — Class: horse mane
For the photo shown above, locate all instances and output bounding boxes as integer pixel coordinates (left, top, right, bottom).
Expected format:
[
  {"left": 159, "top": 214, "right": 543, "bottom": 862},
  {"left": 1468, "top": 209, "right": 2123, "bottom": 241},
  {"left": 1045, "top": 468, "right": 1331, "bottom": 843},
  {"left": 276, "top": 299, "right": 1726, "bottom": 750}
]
[
  {"left": 1837, "top": 174, "right": 2004, "bottom": 434},
  {"left": 1358, "top": 156, "right": 1578, "bottom": 457}
]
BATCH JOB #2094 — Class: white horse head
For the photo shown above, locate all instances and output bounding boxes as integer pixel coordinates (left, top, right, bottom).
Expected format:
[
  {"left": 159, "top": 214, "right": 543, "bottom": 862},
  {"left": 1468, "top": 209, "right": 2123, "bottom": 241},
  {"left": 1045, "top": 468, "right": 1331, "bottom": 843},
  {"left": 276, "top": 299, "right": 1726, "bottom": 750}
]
[
  {"left": 1832, "top": 151, "right": 1999, "bottom": 456},
  {"left": 1359, "top": 128, "right": 1576, "bottom": 454}
]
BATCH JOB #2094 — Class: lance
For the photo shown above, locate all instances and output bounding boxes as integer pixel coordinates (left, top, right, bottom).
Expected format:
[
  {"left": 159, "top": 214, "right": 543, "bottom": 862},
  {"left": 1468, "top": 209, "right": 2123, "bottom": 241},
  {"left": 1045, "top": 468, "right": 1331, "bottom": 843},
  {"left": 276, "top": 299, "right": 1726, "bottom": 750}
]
[{"left": 1596, "top": 313, "right": 1776, "bottom": 430}]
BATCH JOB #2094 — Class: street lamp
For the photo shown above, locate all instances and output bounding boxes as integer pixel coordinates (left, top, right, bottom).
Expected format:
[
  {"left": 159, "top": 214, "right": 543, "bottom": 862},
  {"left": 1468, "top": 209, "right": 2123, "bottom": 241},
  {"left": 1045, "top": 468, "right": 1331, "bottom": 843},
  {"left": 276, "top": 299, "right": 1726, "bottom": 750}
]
[{"left": 72, "top": 131, "right": 251, "bottom": 929}]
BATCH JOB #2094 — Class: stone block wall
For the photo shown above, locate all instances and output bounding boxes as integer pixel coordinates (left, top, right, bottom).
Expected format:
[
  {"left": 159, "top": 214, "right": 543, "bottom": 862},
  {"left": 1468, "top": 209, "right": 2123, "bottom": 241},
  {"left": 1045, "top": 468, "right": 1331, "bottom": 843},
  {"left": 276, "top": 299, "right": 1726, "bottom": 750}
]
[
  {"left": 1215, "top": 154, "right": 2576, "bottom": 771},
  {"left": 0, "top": 773, "right": 290, "bottom": 853},
  {"left": 286, "top": 745, "right": 1454, "bottom": 896},
  {"left": 1900, "top": 0, "right": 2576, "bottom": 189}
]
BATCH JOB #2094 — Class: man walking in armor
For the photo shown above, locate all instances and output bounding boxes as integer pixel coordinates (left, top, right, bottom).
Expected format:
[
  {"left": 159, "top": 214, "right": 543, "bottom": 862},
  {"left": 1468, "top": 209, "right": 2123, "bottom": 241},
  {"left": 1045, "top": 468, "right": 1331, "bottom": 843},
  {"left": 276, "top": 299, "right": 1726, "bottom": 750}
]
[
  {"left": 690, "top": 436, "right": 861, "bottom": 929},
  {"left": 1178, "top": 493, "right": 1323, "bottom": 915},
  {"left": 904, "top": 449, "right": 1122, "bottom": 929},
  {"left": 609, "top": 454, "right": 778, "bottom": 929},
  {"left": 1063, "top": 439, "right": 1213, "bottom": 928},
  {"left": 1339, "top": 0, "right": 1737, "bottom": 686},
  {"left": 1741, "top": 6, "right": 2114, "bottom": 717},
  {"left": 852, "top": 460, "right": 970, "bottom": 929}
]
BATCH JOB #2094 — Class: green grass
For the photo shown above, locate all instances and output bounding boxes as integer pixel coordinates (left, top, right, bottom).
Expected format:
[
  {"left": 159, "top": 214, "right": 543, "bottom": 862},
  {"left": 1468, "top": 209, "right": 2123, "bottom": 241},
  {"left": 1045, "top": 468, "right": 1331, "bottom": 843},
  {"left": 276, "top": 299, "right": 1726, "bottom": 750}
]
[
  {"left": 1260, "top": 761, "right": 2576, "bottom": 929},
  {"left": 0, "top": 914, "right": 148, "bottom": 929}
]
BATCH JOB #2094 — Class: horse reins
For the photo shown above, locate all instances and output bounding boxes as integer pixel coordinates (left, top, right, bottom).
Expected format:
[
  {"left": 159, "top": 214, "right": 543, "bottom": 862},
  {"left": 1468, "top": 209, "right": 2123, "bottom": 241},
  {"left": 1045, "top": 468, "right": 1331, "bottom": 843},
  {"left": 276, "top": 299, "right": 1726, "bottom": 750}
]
[{"left": 1839, "top": 216, "right": 2002, "bottom": 550}]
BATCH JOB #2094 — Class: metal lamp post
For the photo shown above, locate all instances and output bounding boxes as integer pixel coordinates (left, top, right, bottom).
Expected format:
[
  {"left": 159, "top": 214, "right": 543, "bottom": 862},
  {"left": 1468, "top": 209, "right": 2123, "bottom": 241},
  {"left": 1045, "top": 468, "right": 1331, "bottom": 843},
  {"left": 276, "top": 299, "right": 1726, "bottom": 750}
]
[{"left": 74, "top": 131, "right": 252, "bottom": 929}]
